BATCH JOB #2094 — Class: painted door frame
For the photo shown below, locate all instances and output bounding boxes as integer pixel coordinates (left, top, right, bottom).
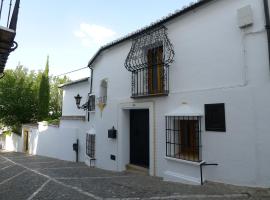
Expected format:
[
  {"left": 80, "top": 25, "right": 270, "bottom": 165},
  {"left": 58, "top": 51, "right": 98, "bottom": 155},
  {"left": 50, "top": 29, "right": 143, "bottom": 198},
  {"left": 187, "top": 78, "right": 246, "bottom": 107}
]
[{"left": 117, "top": 101, "right": 155, "bottom": 176}]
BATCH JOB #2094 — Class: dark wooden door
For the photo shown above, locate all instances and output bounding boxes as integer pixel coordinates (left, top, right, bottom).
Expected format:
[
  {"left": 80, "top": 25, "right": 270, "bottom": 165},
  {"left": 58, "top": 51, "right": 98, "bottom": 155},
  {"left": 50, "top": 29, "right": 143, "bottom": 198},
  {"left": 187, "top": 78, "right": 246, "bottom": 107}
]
[
  {"left": 25, "top": 131, "right": 29, "bottom": 152},
  {"left": 130, "top": 109, "right": 149, "bottom": 168}
]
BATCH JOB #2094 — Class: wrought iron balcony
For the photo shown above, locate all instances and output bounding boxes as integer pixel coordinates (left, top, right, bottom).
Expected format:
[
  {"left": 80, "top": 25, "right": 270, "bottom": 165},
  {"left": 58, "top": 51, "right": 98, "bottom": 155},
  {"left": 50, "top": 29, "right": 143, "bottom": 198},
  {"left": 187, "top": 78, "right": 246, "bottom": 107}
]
[
  {"left": 131, "top": 65, "right": 169, "bottom": 98},
  {"left": 125, "top": 26, "right": 174, "bottom": 98},
  {"left": 0, "top": 0, "right": 20, "bottom": 78}
]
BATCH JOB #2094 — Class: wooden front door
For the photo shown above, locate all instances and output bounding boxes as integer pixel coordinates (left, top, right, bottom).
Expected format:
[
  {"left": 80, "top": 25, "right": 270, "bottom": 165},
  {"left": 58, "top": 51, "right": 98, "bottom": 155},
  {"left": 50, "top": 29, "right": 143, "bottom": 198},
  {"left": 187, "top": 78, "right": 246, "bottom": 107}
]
[{"left": 130, "top": 109, "right": 149, "bottom": 168}]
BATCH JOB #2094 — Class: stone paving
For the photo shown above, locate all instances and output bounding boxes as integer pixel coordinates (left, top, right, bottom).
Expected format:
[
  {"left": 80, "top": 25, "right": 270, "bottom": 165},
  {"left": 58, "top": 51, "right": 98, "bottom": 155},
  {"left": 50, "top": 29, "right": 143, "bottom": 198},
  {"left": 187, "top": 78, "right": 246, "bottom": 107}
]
[{"left": 0, "top": 151, "right": 269, "bottom": 200}]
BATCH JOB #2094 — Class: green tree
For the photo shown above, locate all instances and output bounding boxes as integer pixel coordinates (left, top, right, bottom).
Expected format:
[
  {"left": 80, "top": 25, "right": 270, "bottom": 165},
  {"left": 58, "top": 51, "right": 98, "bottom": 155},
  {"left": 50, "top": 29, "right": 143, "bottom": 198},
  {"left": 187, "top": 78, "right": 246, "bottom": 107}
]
[
  {"left": 49, "top": 75, "right": 69, "bottom": 119},
  {"left": 37, "top": 56, "right": 50, "bottom": 121},
  {"left": 0, "top": 66, "right": 39, "bottom": 134}
]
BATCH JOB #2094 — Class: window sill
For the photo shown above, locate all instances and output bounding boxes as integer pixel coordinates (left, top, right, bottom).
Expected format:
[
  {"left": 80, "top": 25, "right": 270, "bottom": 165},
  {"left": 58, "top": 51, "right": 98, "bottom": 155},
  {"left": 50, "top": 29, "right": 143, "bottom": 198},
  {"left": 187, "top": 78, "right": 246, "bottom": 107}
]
[
  {"left": 131, "top": 92, "right": 168, "bottom": 99},
  {"left": 165, "top": 156, "right": 205, "bottom": 166}
]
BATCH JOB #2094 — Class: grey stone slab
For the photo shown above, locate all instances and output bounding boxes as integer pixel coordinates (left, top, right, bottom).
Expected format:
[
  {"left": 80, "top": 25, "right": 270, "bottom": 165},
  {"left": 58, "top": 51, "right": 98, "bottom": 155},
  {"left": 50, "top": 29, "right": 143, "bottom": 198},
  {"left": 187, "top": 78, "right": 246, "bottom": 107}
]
[
  {"left": 41, "top": 167, "right": 128, "bottom": 179},
  {"left": 27, "top": 161, "right": 86, "bottom": 170},
  {"left": 0, "top": 171, "right": 47, "bottom": 200},
  {"left": 32, "top": 181, "right": 94, "bottom": 200},
  {"left": 0, "top": 165, "right": 24, "bottom": 183},
  {"left": 59, "top": 176, "right": 247, "bottom": 199},
  {"left": 0, "top": 161, "right": 12, "bottom": 169},
  {"left": 0, "top": 151, "right": 269, "bottom": 200}
]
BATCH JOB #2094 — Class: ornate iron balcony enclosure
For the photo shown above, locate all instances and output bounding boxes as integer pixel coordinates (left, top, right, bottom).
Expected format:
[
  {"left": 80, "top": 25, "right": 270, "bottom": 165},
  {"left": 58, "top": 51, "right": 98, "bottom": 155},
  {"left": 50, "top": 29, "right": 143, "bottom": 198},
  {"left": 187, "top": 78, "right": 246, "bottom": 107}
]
[
  {"left": 0, "top": 0, "right": 20, "bottom": 78},
  {"left": 125, "top": 26, "right": 174, "bottom": 98}
]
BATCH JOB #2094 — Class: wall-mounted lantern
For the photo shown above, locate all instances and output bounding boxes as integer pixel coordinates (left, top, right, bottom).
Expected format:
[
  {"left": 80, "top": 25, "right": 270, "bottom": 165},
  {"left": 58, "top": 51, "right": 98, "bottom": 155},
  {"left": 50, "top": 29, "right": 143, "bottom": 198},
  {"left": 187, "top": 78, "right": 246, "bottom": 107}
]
[
  {"left": 74, "top": 94, "right": 83, "bottom": 109},
  {"left": 74, "top": 93, "right": 96, "bottom": 111}
]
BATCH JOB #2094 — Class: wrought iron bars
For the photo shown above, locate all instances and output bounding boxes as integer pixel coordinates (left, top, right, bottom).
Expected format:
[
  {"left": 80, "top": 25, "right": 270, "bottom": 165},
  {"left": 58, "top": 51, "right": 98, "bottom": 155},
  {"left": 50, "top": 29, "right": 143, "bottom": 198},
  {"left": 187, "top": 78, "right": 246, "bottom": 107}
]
[
  {"left": 125, "top": 25, "right": 174, "bottom": 72},
  {"left": 0, "top": 0, "right": 20, "bottom": 76},
  {"left": 165, "top": 116, "right": 202, "bottom": 162},
  {"left": 131, "top": 65, "right": 169, "bottom": 98}
]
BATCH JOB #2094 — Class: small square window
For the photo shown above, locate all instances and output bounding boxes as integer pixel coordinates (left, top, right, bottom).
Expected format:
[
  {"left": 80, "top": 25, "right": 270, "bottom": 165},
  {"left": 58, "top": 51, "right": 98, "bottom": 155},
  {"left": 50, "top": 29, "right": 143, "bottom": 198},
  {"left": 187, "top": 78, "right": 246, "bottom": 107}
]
[{"left": 205, "top": 103, "right": 226, "bottom": 132}]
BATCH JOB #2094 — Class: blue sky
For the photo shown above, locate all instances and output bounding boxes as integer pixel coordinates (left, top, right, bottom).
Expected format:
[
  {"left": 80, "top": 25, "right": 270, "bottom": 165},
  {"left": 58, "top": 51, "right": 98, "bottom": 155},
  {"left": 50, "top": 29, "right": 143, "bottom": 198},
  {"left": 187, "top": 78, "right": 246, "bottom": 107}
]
[{"left": 4, "top": 0, "right": 193, "bottom": 80}]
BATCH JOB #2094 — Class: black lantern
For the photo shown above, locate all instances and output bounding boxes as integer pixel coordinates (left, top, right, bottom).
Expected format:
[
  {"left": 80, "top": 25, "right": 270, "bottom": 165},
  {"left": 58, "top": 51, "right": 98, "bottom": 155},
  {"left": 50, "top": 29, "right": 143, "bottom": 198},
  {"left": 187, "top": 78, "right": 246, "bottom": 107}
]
[{"left": 74, "top": 94, "right": 82, "bottom": 108}]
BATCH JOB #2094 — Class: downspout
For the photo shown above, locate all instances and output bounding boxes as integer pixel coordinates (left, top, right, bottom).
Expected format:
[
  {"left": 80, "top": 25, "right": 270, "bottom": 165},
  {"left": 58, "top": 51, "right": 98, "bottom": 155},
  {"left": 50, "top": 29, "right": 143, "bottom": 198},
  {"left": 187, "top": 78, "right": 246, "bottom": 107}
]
[
  {"left": 87, "top": 66, "right": 93, "bottom": 122},
  {"left": 90, "top": 67, "right": 93, "bottom": 94},
  {"left": 263, "top": 0, "right": 270, "bottom": 69}
]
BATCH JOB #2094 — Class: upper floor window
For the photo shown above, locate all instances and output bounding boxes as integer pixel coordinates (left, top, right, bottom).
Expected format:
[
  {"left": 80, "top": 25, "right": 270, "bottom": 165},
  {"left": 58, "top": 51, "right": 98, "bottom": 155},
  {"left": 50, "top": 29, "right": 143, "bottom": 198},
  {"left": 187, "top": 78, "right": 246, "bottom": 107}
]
[
  {"left": 147, "top": 45, "right": 165, "bottom": 95},
  {"left": 99, "top": 79, "right": 107, "bottom": 104},
  {"left": 125, "top": 26, "right": 174, "bottom": 98}
]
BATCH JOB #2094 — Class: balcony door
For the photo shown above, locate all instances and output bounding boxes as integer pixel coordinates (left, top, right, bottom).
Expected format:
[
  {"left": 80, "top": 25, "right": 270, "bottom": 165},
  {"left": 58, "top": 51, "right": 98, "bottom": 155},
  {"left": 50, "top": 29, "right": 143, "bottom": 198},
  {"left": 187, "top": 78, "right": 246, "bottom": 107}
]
[{"left": 147, "top": 45, "right": 164, "bottom": 94}]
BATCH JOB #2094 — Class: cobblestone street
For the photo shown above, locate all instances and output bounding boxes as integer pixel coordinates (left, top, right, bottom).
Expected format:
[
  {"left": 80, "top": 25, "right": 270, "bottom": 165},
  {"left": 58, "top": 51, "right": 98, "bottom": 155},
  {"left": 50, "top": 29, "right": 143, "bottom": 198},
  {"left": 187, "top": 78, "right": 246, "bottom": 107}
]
[{"left": 0, "top": 151, "right": 269, "bottom": 200}]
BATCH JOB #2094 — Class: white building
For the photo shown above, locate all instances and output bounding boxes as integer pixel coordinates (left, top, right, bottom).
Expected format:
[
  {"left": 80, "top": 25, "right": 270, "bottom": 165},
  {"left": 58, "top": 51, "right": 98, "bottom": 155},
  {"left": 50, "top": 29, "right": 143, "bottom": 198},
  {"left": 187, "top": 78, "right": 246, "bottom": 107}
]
[{"left": 47, "top": 0, "right": 270, "bottom": 187}]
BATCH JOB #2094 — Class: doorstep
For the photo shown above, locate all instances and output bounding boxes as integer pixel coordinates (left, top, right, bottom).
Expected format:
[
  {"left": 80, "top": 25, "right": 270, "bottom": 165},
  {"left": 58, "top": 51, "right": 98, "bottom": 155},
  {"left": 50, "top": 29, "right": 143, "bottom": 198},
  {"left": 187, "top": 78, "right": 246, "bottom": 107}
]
[{"left": 126, "top": 164, "right": 149, "bottom": 175}]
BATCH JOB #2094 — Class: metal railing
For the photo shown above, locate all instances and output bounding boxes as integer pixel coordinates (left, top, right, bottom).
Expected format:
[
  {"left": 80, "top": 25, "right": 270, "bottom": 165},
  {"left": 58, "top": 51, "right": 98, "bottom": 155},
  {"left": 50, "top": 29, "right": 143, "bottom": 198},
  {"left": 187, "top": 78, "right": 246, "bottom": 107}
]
[
  {"left": 131, "top": 65, "right": 169, "bottom": 98},
  {"left": 0, "top": 0, "right": 16, "bottom": 28},
  {"left": 0, "top": 0, "right": 20, "bottom": 77}
]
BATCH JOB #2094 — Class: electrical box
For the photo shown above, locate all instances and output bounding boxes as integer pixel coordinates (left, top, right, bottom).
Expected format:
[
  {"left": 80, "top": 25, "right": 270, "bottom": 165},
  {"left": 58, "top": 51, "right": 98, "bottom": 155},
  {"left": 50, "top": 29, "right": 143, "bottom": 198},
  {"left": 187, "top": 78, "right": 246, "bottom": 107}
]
[
  {"left": 108, "top": 126, "right": 117, "bottom": 139},
  {"left": 110, "top": 155, "right": 116, "bottom": 160},
  {"left": 237, "top": 5, "right": 253, "bottom": 28},
  {"left": 73, "top": 143, "right": 78, "bottom": 151}
]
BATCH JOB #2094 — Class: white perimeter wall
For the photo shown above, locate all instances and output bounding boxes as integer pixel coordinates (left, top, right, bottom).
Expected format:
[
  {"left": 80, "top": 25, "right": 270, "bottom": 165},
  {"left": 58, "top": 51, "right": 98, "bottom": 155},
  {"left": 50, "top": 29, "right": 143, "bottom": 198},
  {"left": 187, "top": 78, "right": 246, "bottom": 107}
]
[
  {"left": 23, "top": 121, "right": 87, "bottom": 162},
  {"left": 4, "top": 133, "right": 23, "bottom": 152}
]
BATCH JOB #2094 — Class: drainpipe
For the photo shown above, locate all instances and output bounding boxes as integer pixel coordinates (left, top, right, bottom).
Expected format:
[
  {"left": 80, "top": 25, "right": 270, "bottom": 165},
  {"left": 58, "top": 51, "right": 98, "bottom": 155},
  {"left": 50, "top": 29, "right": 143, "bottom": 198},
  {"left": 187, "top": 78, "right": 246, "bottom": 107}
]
[
  {"left": 90, "top": 67, "right": 93, "bottom": 94},
  {"left": 86, "top": 67, "right": 93, "bottom": 122},
  {"left": 263, "top": 0, "right": 270, "bottom": 69}
]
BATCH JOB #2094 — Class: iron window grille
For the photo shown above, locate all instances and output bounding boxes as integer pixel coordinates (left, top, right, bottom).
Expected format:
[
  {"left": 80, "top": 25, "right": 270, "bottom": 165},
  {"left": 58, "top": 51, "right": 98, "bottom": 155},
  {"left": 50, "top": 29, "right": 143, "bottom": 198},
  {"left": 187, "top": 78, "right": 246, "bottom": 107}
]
[
  {"left": 86, "top": 134, "right": 95, "bottom": 159},
  {"left": 166, "top": 116, "right": 202, "bottom": 162},
  {"left": 88, "top": 95, "right": 95, "bottom": 112},
  {"left": 125, "top": 26, "right": 174, "bottom": 98}
]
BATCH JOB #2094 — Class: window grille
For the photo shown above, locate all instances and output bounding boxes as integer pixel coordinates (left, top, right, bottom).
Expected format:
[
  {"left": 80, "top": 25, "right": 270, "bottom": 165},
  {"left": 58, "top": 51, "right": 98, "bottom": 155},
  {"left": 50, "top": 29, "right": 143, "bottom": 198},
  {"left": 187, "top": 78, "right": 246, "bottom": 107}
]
[
  {"left": 86, "top": 134, "right": 95, "bottom": 158},
  {"left": 125, "top": 26, "right": 174, "bottom": 98},
  {"left": 166, "top": 116, "right": 202, "bottom": 162},
  {"left": 131, "top": 46, "right": 169, "bottom": 97},
  {"left": 88, "top": 95, "right": 95, "bottom": 111}
]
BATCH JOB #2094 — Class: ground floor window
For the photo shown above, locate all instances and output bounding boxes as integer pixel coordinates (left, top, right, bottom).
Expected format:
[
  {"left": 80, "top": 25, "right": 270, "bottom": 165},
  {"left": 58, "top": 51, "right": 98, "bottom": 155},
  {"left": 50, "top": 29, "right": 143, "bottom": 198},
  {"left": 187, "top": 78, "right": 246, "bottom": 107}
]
[
  {"left": 166, "top": 116, "right": 201, "bottom": 162},
  {"left": 86, "top": 134, "right": 95, "bottom": 158}
]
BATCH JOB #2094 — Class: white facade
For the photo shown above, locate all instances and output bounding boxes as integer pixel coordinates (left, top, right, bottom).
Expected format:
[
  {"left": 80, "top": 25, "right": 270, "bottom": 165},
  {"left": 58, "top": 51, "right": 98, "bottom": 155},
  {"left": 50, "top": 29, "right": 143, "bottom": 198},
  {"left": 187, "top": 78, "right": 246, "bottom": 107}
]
[
  {"left": 61, "top": 79, "right": 90, "bottom": 117},
  {"left": 59, "top": 0, "right": 270, "bottom": 187}
]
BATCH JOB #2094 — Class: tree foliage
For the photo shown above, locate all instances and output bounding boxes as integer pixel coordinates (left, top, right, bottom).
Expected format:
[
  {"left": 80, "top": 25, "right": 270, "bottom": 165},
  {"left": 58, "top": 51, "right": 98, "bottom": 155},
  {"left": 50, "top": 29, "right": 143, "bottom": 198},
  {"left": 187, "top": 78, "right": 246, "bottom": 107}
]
[
  {"left": 49, "top": 75, "right": 69, "bottom": 119},
  {"left": 0, "top": 66, "right": 39, "bottom": 133},
  {"left": 0, "top": 61, "right": 70, "bottom": 134},
  {"left": 37, "top": 56, "right": 50, "bottom": 120}
]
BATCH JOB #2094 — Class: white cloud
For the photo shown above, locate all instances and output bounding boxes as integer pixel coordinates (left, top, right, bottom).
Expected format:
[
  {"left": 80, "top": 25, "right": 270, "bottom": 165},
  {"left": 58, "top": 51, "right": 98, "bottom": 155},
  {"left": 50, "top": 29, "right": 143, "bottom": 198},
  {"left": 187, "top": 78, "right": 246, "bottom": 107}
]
[{"left": 74, "top": 23, "right": 117, "bottom": 47}]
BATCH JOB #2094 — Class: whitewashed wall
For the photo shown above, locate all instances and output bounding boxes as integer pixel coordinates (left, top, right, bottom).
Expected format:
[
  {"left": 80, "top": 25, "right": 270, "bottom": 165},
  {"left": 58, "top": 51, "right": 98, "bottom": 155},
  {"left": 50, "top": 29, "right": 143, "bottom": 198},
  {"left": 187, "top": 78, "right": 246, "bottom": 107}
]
[
  {"left": 4, "top": 133, "right": 23, "bottom": 152},
  {"left": 86, "top": 0, "right": 270, "bottom": 187},
  {"left": 61, "top": 80, "right": 90, "bottom": 116},
  {"left": 23, "top": 122, "right": 86, "bottom": 162}
]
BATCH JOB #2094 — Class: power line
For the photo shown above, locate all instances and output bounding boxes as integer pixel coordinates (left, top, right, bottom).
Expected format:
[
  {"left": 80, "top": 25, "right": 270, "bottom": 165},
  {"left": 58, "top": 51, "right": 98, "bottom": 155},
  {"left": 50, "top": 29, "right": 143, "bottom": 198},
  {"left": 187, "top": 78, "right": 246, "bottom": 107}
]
[{"left": 55, "top": 67, "right": 89, "bottom": 77}]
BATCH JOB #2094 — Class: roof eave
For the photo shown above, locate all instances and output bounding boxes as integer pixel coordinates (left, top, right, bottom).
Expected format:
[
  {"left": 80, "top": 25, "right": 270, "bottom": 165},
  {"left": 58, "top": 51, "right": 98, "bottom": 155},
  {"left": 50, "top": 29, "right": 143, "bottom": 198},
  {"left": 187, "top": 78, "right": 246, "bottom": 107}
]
[{"left": 87, "top": 0, "right": 216, "bottom": 68}]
